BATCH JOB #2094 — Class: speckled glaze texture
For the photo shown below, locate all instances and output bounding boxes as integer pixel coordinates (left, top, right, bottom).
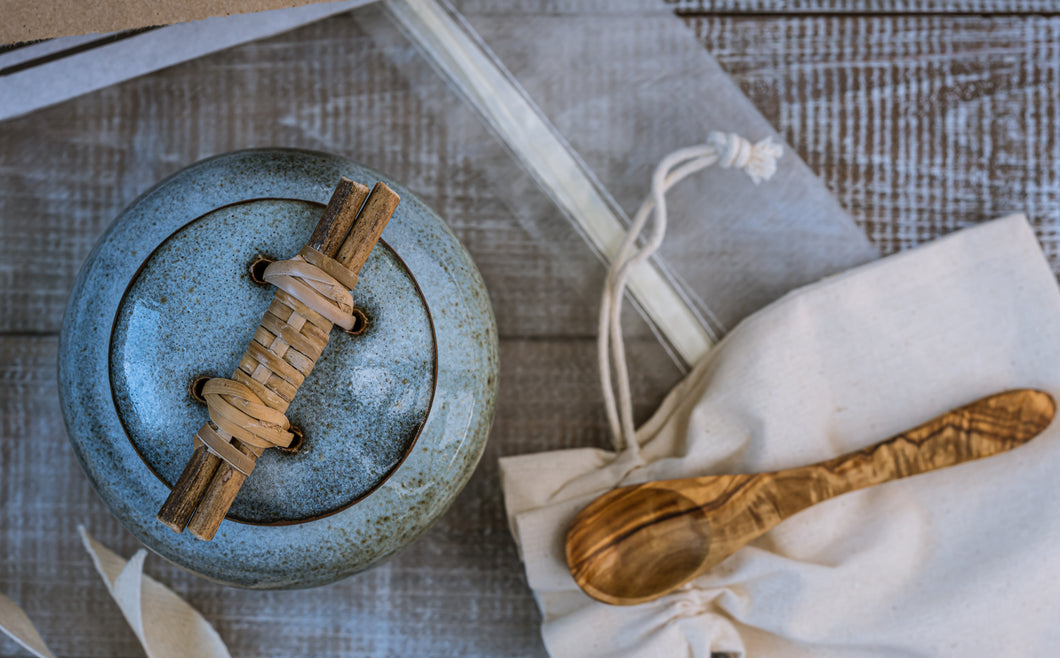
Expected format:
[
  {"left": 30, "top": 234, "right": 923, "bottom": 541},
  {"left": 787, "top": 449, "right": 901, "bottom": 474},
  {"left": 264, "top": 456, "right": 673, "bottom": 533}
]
[
  {"left": 110, "top": 200, "right": 436, "bottom": 524},
  {"left": 59, "top": 149, "right": 498, "bottom": 589}
]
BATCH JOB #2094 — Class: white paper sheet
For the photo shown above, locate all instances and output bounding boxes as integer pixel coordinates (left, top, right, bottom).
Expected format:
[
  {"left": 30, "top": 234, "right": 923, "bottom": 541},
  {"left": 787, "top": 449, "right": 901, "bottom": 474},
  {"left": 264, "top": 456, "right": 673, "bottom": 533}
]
[{"left": 0, "top": 0, "right": 371, "bottom": 122}]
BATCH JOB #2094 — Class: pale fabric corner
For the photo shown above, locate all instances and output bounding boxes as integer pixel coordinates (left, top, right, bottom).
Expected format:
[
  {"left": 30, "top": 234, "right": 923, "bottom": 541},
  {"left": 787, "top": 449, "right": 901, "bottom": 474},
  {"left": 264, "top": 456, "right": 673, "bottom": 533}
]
[
  {"left": 500, "top": 213, "right": 1060, "bottom": 657},
  {"left": 0, "top": 529, "right": 231, "bottom": 658},
  {"left": 0, "top": 595, "right": 55, "bottom": 658}
]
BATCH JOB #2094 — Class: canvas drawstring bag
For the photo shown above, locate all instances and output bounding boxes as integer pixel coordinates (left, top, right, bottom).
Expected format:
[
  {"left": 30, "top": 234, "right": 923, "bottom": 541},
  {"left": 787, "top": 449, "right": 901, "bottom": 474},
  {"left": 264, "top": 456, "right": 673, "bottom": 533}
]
[{"left": 501, "top": 136, "right": 1060, "bottom": 657}]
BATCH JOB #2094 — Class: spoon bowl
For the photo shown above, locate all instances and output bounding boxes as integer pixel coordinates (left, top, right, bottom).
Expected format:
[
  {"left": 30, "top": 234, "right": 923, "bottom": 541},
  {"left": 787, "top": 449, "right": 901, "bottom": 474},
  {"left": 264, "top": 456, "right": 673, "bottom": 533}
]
[
  {"left": 566, "top": 389, "right": 1056, "bottom": 605},
  {"left": 567, "top": 486, "right": 711, "bottom": 604}
]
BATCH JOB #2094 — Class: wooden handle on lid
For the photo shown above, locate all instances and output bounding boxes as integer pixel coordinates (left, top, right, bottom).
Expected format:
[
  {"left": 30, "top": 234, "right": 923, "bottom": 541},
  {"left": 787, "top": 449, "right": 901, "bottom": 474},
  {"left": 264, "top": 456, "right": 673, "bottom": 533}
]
[
  {"left": 156, "top": 178, "right": 372, "bottom": 534},
  {"left": 186, "top": 182, "right": 399, "bottom": 541}
]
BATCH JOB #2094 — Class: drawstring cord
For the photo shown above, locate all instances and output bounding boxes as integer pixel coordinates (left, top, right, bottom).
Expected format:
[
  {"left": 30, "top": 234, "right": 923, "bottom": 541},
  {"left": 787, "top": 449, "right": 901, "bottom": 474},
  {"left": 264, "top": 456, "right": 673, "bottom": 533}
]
[{"left": 599, "top": 132, "right": 783, "bottom": 455}]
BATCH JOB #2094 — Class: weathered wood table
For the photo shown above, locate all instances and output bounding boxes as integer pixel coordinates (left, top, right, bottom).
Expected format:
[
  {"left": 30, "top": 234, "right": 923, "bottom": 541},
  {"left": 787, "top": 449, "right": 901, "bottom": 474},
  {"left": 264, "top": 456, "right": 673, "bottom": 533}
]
[{"left": 3, "top": 2, "right": 1059, "bottom": 655}]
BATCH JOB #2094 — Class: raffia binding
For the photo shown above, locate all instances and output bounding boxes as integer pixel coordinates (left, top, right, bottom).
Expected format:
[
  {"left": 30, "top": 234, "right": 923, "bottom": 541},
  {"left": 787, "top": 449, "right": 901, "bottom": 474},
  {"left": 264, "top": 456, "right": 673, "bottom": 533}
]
[
  {"left": 197, "top": 252, "right": 356, "bottom": 474},
  {"left": 262, "top": 256, "right": 356, "bottom": 330}
]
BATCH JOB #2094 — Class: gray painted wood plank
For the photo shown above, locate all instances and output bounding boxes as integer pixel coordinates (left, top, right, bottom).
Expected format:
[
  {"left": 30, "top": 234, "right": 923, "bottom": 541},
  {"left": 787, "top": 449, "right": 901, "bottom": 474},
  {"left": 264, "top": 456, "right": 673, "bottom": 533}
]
[{"left": 683, "top": 13, "right": 1060, "bottom": 264}]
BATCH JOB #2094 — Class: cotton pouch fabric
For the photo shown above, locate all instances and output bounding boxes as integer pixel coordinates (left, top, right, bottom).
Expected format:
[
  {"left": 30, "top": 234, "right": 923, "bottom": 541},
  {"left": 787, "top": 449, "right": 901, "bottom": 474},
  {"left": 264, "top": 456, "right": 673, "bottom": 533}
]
[{"left": 500, "top": 214, "right": 1060, "bottom": 657}]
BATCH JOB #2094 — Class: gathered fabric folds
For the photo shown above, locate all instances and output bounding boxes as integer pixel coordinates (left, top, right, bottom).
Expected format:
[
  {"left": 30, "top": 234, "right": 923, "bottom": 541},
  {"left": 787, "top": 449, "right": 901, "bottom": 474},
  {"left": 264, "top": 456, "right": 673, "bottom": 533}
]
[{"left": 501, "top": 214, "right": 1060, "bottom": 657}]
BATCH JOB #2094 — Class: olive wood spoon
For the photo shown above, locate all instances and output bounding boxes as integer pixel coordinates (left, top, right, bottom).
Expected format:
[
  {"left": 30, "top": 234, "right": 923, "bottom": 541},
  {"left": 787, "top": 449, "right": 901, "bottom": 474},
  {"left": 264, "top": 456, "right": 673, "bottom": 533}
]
[{"left": 566, "top": 388, "right": 1056, "bottom": 606}]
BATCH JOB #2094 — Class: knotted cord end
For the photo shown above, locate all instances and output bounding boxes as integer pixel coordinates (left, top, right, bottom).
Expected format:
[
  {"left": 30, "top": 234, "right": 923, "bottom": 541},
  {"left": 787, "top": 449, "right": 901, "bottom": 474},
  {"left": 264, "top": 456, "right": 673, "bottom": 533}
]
[
  {"left": 707, "top": 131, "right": 784, "bottom": 185},
  {"left": 600, "top": 131, "right": 785, "bottom": 456}
]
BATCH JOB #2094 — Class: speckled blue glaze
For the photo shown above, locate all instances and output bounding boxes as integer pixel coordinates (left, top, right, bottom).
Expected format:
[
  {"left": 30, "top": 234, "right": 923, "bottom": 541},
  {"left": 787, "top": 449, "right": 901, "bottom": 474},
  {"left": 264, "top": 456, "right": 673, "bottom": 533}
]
[
  {"left": 59, "top": 149, "right": 498, "bottom": 588},
  {"left": 110, "top": 199, "right": 436, "bottom": 524}
]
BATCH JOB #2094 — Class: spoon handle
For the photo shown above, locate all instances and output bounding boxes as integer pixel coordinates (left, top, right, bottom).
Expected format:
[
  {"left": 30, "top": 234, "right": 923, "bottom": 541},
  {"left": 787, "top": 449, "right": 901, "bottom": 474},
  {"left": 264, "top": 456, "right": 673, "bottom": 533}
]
[
  {"left": 566, "top": 389, "right": 1055, "bottom": 605},
  {"left": 731, "top": 389, "right": 1056, "bottom": 528}
]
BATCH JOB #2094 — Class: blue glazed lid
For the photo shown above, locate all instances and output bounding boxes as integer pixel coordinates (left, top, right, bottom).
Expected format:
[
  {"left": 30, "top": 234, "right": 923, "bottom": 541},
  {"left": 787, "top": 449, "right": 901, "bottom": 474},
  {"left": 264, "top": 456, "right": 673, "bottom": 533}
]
[{"left": 59, "top": 149, "right": 498, "bottom": 589}]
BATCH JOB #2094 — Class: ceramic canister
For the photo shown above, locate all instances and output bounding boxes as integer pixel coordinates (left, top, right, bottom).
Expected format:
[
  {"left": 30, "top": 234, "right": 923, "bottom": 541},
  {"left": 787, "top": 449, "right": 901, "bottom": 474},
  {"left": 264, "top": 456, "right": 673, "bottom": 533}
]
[{"left": 59, "top": 149, "right": 498, "bottom": 589}]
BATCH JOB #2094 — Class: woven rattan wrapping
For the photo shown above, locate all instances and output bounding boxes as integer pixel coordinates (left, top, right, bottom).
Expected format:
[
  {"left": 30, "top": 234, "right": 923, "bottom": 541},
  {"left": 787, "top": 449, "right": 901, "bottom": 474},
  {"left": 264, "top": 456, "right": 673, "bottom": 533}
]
[{"left": 193, "top": 254, "right": 355, "bottom": 475}]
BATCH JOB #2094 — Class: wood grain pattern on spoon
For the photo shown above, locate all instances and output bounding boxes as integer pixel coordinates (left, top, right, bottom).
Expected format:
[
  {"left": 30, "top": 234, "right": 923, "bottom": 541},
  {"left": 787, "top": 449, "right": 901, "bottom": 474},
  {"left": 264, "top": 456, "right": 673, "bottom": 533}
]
[{"left": 566, "top": 389, "right": 1056, "bottom": 606}]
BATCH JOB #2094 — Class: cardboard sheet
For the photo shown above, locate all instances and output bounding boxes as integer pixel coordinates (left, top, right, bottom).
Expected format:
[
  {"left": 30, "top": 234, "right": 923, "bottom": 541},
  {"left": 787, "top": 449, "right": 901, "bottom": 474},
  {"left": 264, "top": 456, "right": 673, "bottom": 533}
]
[{"left": 0, "top": 0, "right": 334, "bottom": 44}]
